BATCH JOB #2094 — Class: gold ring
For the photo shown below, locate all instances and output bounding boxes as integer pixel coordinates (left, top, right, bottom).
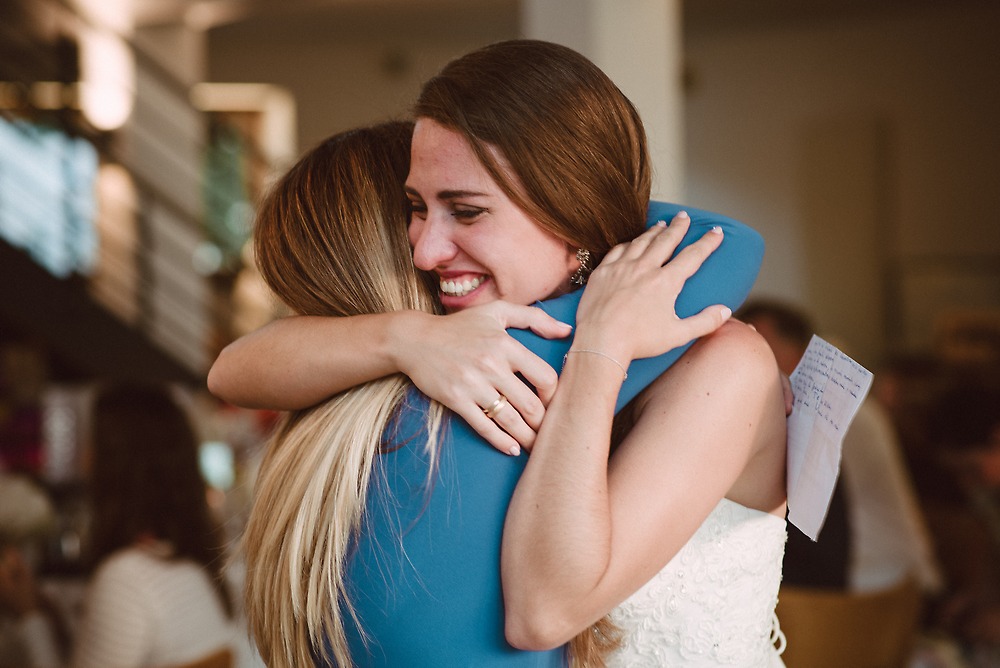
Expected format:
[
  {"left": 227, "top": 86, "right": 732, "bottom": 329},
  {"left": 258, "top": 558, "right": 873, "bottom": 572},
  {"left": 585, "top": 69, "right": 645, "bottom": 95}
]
[{"left": 482, "top": 394, "right": 509, "bottom": 420}]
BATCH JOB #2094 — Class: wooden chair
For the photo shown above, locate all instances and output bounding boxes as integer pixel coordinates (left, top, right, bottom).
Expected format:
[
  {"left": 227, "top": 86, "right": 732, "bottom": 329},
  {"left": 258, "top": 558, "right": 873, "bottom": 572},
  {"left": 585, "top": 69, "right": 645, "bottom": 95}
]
[
  {"left": 775, "top": 577, "right": 923, "bottom": 668},
  {"left": 168, "top": 647, "right": 234, "bottom": 668}
]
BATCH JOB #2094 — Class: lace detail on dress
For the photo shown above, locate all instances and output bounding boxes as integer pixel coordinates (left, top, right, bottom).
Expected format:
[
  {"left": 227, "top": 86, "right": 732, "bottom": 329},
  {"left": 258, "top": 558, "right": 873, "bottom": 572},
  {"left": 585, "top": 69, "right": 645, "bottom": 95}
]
[{"left": 607, "top": 498, "right": 787, "bottom": 667}]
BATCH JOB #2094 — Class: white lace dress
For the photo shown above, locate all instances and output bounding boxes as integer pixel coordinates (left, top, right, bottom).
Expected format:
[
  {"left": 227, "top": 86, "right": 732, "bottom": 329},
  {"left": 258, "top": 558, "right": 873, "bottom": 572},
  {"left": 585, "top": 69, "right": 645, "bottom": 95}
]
[{"left": 607, "top": 498, "right": 787, "bottom": 667}]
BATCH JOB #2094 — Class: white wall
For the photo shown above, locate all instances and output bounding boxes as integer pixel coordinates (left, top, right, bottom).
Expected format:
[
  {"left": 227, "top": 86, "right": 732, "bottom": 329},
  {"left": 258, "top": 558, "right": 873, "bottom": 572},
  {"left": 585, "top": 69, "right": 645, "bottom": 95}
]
[
  {"left": 207, "top": 6, "right": 518, "bottom": 154},
  {"left": 684, "top": 3, "right": 1000, "bottom": 365},
  {"left": 522, "top": 0, "right": 685, "bottom": 201}
]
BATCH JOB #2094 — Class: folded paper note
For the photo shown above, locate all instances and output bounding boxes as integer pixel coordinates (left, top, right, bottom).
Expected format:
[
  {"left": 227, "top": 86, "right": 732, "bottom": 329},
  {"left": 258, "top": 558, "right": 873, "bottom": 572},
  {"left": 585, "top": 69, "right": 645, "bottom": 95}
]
[{"left": 786, "top": 335, "right": 873, "bottom": 540}]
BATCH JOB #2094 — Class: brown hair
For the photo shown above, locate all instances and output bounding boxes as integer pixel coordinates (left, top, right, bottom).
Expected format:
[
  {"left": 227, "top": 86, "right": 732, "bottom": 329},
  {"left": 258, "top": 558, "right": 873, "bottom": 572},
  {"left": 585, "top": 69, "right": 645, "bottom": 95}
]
[
  {"left": 415, "top": 39, "right": 650, "bottom": 268},
  {"left": 416, "top": 39, "right": 651, "bottom": 665},
  {"left": 88, "top": 381, "right": 232, "bottom": 617}
]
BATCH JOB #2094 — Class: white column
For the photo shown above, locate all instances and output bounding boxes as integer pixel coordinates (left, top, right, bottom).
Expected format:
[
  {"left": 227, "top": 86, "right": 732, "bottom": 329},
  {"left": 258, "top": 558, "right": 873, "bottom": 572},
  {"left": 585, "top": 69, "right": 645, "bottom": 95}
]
[{"left": 521, "top": 0, "right": 684, "bottom": 201}]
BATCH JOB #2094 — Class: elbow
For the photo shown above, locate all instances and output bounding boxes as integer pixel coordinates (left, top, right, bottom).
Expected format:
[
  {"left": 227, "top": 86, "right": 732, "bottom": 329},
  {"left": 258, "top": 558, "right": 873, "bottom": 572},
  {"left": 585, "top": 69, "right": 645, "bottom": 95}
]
[
  {"left": 205, "top": 362, "right": 224, "bottom": 399},
  {"left": 504, "top": 603, "right": 577, "bottom": 651},
  {"left": 206, "top": 347, "right": 242, "bottom": 404},
  {"left": 205, "top": 357, "right": 228, "bottom": 401}
]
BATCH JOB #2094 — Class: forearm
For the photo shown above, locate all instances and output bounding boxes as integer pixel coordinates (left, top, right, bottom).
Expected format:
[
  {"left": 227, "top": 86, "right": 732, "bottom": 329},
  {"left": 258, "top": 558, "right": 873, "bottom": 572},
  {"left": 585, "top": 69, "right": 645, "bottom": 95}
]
[
  {"left": 502, "top": 352, "right": 624, "bottom": 647},
  {"left": 501, "top": 214, "right": 762, "bottom": 648},
  {"left": 207, "top": 311, "right": 424, "bottom": 409}
]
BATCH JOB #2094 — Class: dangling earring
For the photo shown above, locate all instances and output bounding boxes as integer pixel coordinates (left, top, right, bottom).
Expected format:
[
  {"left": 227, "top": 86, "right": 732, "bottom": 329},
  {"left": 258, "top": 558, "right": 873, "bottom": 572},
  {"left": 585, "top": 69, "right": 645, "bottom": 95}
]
[{"left": 570, "top": 248, "right": 592, "bottom": 286}]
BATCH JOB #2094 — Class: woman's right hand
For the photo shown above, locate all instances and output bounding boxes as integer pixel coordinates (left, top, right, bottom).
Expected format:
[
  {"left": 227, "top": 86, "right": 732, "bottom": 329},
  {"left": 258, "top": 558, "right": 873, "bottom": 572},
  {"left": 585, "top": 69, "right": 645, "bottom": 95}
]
[{"left": 393, "top": 302, "right": 572, "bottom": 456}]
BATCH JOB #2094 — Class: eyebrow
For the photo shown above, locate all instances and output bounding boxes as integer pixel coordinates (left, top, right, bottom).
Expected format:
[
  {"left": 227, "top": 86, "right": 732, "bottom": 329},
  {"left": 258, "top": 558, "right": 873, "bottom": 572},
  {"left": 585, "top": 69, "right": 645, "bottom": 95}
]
[{"left": 404, "top": 186, "right": 490, "bottom": 200}]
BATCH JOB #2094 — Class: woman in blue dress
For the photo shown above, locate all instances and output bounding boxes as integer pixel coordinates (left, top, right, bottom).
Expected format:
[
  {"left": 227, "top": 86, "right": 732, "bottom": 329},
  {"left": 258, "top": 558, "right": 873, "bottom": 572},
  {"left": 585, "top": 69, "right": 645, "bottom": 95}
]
[{"left": 214, "top": 41, "right": 786, "bottom": 667}]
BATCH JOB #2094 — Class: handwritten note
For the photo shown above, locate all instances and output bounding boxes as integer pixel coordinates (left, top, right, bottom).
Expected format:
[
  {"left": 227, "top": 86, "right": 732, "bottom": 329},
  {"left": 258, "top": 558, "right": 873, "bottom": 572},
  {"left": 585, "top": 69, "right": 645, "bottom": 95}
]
[{"left": 786, "top": 335, "right": 873, "bottom": 540}]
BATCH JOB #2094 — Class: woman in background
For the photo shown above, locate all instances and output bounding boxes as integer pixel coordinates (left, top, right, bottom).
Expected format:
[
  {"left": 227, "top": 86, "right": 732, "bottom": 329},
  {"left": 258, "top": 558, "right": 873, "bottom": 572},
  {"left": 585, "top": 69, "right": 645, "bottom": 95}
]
[{"left": 73, "top": 382, "right": 245, "bottom": 668}]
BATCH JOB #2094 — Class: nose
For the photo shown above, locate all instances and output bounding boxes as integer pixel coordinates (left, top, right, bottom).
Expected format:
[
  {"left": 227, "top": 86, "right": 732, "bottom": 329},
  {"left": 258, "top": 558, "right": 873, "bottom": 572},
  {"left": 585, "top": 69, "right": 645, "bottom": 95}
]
[{"left": 409, "top": 213, "right": 457, "bottom": 271}]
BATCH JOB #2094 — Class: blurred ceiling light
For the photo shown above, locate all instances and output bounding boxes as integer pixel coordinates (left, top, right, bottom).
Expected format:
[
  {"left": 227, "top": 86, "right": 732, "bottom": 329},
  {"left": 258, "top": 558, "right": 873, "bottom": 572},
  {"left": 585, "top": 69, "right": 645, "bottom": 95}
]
[
  {"left": 79, "top": 27, "right": 135, "bottom": 131},
  {"left": 69, "top": 0, "right": 134, "bottom": 35}
]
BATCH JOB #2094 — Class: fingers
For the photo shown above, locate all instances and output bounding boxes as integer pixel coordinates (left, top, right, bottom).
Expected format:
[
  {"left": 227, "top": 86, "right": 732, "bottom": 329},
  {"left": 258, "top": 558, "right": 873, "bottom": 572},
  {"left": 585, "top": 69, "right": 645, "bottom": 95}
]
[
  {"left": 601, "top": 213, "right": 682, "bottom": 266},
  {"left": 436, "top": 305, "right": 555, "bottom": 454},
  {"left": 601, "top": 241, "right": 628, "bottom": 264},
  {"left": 486, "top": 359, "right": 550, "bottom": 450},
  {"left": 511, "top": 352, "right": 559, "bottom": 410},
  {"left": 449, "top": 352, "right": 547, "bottom": 456},
  {"left": 616, "top": 213, "right": 724, "bottom": 282},
  {"left": 460, "top": 405, "right": 527, "bottom": 457},
  {"left": 499, "top": 304, "right": 573, "bottom": 341},
  {"left": 675, "top": 304, "right": 734, "bottom": 343},
  {"left": 620, "top": 212, "right": 690, "bottom": 261},
  {"left": 484, "top": 393, "right": 538, "bottom": 454},
  {"left": 494, "top": 372, "right": 546, "bottom": 431},
  {"left": 485, "top": 302, "right": 562, "bottom": 406},
  {"left": 659, "top": 224, "right": 724, "bottom": 279},
  {"left": 464, "top": 386, "right": 540, "bottom": 456},
  {"left": 780, "top": 372, "right": 794, "bottom": 416}
]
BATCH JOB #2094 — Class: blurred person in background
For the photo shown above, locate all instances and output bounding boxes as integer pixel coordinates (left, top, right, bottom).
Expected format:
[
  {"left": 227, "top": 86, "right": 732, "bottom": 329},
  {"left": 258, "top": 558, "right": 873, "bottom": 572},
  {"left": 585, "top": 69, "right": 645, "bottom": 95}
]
[
  {"left": 737, "top": 299, "right": 942, "bottom": 595},
  {"left": 0, "top": 473, "right": 68, "bottom": 667},
  {"left": 0, "top": 344, "right": 48, "bottom": 476},
  {"left": 70, "top": 381, "right": 255, "bottom": 668},
  {"left": 923, "top": 377, "right": 1000, "bottom": 665}
]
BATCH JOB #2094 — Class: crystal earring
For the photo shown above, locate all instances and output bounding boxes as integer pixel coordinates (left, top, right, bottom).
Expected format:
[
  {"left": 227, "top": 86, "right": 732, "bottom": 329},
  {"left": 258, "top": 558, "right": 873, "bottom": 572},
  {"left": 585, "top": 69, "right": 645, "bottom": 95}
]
[{"left": 570, "top": 248, "right": 592, "bottom": 286}]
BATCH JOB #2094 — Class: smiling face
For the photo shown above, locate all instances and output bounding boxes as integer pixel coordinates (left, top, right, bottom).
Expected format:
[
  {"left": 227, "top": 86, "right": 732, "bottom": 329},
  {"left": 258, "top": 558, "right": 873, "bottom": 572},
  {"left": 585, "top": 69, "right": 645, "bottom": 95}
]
[{"left": 406, "top": 118, "right": 579, "bottom": 312}]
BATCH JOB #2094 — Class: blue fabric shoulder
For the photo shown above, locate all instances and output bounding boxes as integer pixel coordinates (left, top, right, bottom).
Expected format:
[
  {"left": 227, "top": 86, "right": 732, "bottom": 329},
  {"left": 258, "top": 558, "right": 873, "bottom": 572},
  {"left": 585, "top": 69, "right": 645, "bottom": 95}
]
[
  {"left": 339, "top": 202, "right": 763, "bottom": 667},
  {"left": 514, "top": 201, "right": 764, "bottom": 404}
]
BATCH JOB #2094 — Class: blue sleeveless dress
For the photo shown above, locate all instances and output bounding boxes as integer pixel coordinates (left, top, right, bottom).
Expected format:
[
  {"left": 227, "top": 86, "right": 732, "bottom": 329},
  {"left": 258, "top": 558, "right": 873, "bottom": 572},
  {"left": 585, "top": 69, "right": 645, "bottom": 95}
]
[{"left": 338, "top": 202, "right": 765, "bottom": 667}]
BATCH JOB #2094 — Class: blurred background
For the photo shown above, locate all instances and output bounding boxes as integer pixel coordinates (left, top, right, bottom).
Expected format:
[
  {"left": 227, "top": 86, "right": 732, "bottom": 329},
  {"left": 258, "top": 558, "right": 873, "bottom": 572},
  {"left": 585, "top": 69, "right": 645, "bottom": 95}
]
[{"left": 0, "top": 0, "right": 998, "bottom": 666}]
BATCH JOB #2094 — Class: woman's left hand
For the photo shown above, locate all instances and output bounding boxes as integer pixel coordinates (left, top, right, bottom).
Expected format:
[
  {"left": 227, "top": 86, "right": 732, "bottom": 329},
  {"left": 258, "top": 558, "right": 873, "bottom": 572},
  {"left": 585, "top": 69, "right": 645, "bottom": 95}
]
[{"left": 572, "top": 212, "right": 732, "bottom": 367}]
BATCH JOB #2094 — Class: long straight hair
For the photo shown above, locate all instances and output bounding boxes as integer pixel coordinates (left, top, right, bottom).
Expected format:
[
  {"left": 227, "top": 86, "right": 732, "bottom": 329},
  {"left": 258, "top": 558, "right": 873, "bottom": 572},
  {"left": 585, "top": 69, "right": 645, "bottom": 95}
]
[
  {"left": 416, "top": 39, "right": 654, "bottom": 666},
  {"left": 241, "top": 121, "right": 445, "bottom": 667}
]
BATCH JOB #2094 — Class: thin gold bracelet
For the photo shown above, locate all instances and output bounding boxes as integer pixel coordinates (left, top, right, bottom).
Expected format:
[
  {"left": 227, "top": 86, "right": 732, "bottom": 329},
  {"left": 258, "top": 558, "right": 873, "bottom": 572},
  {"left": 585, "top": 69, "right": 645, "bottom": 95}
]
[{"left": 562, "top": 349, "right": 629, "bottom": 381}]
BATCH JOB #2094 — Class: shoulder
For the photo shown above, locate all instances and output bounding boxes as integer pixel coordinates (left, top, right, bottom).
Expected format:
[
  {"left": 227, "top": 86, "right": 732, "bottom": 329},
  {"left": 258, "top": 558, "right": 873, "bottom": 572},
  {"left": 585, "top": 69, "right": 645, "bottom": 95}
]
[
  {"left": 92, "top": 547, "right": 153, "bottom": 580},
  {"left": 679, "top": 320, "right": 780, "bottom": 382},
  {"left": 90, "top": 546, "right": 197, "bottom": 595},
  {"left": 87, "top": 549, "right": 154, "bottom": 603},
  {"left": 638, "top": 321, "right": 781, "bottom": 415},
  {"left": 98, "top": 544, "right": 176, "bottom": 570}
]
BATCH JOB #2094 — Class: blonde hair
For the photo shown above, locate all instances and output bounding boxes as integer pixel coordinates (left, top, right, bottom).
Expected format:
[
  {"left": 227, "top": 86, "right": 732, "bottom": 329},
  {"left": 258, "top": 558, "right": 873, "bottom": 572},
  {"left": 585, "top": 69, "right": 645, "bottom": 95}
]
[{"left": 240, "top": 122, "right": 445, "bottom": 666}]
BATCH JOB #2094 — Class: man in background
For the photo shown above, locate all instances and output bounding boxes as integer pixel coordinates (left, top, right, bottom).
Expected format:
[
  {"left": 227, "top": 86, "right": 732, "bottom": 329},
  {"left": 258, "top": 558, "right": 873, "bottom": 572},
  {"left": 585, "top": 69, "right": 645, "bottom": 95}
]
[{"left": 738, "top": 299, "right": 942, "bottom": 594}]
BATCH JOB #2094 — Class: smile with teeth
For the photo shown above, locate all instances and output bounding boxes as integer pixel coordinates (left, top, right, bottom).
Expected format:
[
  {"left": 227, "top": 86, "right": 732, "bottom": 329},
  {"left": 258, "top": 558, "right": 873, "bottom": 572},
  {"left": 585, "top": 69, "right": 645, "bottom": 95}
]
[{"left": 440, "top": 275, "right": 486, "bottom": 297}]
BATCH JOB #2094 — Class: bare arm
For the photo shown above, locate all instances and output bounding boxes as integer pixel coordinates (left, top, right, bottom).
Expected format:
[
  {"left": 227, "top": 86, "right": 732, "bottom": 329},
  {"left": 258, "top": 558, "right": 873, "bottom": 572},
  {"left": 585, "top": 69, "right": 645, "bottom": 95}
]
[
  {"left": 208, "top": 312, "right": 411, "bottom": 410},
  {"left": 207, "top": 304, "right": 572, "bottom": 454},
  {"left": 501, "top": 220, "right": 787, "bottom": 648}
]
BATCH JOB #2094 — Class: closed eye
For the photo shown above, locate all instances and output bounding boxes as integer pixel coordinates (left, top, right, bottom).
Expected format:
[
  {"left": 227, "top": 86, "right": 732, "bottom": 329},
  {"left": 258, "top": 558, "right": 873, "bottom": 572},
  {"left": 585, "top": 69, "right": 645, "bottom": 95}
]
[
  {"left": 408, "top": 200, "right": 427, "bottom": 219},
  {"left": 452, "top": 207, "right": 487, "bottom": 221}
]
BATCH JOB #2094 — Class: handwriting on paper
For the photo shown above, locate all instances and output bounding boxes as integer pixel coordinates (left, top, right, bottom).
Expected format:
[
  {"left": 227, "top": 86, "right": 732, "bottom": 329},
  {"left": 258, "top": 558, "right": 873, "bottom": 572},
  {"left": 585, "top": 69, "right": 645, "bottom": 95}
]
[{"left": 786, "top": 335, "right": 873, "bottom": 540}]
